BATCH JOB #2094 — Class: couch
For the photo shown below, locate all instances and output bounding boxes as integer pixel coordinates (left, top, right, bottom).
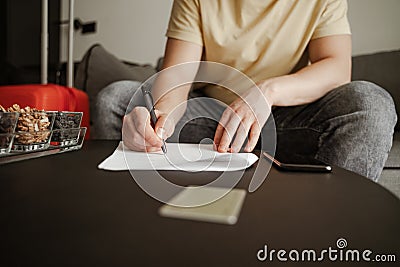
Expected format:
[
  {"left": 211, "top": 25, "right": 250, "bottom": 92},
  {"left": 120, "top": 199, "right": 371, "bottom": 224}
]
[{"left": 74, "top": 44, "right": 400, "bottom": 198}]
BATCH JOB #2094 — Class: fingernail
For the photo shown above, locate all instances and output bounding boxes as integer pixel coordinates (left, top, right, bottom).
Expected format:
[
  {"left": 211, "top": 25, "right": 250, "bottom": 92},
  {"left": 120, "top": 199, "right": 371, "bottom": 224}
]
[
  {"left": 156, "top": 128, "right": 165, "bottom": 139},
  {"left": 148, "top": 147, "right": 160, "bottom": 153}
]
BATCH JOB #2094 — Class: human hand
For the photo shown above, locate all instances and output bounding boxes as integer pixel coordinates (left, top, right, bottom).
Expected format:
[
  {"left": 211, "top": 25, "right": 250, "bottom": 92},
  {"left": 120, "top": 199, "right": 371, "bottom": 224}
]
[
  {"left": 122, "top": 106, "right": 174, "bottom": 152},
  {"left": 213, "top": 83, "right": 272, "bottom": 153}
]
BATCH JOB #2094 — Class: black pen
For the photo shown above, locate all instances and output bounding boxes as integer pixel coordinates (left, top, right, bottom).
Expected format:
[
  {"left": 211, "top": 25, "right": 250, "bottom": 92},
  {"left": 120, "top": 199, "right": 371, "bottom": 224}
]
[{"left": 141, "top": 84, "right": 167, "bottom": 154}]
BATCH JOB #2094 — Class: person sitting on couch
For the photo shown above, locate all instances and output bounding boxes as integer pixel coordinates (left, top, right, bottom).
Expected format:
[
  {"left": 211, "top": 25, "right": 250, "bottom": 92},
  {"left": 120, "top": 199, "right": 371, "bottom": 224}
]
[{"left": 95, "top": 0, "right": 397, "bottom": 181}]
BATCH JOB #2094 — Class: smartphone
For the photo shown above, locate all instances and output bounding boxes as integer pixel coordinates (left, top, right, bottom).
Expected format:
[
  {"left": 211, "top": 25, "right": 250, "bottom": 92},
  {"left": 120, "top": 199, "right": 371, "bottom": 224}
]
[{"left": 263, "top": 151, "right": 332, "bottom": 172}]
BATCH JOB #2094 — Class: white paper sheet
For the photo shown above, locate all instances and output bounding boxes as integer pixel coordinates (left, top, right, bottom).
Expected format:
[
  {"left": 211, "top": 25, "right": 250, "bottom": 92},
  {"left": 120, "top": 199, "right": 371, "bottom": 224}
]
[{"left": 98, "top": 142, "right": 258, "bottom": 172}]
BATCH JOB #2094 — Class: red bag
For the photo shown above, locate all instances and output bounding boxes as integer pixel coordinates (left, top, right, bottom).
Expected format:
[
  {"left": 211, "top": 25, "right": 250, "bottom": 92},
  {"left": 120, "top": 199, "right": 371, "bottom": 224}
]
[
  {"left": 0, "top": 0, "right": 90, "bottom": 138},
  {"left": 0, "top": 84, "right": 90, "bottom": 137}
]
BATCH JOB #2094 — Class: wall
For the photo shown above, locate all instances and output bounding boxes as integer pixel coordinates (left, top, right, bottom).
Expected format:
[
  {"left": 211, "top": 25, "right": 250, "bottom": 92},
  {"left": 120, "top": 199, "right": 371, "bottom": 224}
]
[
  {"left": 60, "top": 0, "right": 173, "bottom": 65},
  {"left": 60, "top": 0, "right": 400, "bottom": 64},
  {"left": 347, "top": 0, "right": 400, "bottom": 55}
]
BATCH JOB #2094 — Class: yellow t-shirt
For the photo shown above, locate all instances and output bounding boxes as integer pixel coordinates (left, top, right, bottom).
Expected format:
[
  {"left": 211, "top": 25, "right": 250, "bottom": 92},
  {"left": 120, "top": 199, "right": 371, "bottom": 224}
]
[{"left": 166, "top": 0, "right": 351, "bottom": 104}]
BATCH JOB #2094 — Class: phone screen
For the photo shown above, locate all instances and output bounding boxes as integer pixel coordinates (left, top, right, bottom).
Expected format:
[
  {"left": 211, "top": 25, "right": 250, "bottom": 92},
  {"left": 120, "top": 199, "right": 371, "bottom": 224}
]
[
  {"left": 263, "top": 150, "right": 332, "bottom": 172},
  {"left": 274, "top": 150, "right": 327, "bottom": 165}
]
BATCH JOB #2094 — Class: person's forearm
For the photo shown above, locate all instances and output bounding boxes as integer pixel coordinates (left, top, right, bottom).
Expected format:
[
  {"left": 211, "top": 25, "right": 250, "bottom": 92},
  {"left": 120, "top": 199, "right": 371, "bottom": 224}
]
[
  {"left": 154, "top": 84, "right": 191, "bottom": 124},
  {"left": 260, "top": 35, "right": 352, "bottom": 107},
  {"left": 261, "top": 56, "right": 351, "bottom": 107},
  {"left": 152, "top": 61, "right": 198, "bottom": 124},
  {"left": 151, "top": 38, "right": 203, "bottom": 124}
]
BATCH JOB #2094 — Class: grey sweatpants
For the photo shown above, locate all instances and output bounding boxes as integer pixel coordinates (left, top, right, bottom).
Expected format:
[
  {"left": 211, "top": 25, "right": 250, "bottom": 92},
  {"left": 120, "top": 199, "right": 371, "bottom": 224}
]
[{"left": 93, "top": 80, "right": 397, "bottom": 181}]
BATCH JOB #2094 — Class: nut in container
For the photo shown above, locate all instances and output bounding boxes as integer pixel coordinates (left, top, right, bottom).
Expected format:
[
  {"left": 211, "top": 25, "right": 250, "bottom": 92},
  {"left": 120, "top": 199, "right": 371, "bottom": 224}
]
[
  {"left": 51, "top": 111, "right": 83, "bottom": 146},
  {"left": 9, "top": 105, "right": 55, "bottom": 151}
]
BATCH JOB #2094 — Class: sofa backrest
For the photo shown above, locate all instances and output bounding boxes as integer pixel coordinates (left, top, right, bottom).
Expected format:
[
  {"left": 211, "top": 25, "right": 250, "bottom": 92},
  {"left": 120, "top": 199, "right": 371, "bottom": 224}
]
[{"left": 352, "top": 50, "right": 400, "bottom": 130}]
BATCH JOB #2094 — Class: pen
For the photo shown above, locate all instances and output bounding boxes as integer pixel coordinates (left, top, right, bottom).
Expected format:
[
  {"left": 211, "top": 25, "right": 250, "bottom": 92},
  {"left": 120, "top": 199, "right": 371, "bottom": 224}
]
[{"left": 141, "top": 84, "right": 167, "bottom": 154}]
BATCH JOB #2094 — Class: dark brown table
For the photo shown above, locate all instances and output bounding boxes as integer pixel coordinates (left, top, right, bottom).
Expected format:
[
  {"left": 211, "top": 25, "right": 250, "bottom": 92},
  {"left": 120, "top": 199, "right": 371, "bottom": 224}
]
[{"left": 0, "top": 141, "right": 399, "bottom": 266}]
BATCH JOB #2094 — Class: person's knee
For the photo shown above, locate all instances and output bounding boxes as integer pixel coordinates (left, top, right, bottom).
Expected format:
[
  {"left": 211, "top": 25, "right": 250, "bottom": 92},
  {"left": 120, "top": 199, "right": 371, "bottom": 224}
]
[
  {"left": 93, "top": 80, "right": 141, "bottom": 139},
  {"left": 95, "top": 87, "right": 113, "bottom": 115},
  {"left": 338, "top": 81, "right": 397, "bottom": 130},
  {"left": 96, "top": 81, "right": 131, "bottom": 107},
  {"left": 316, "top": 81, "right": 396, "bottom": 180},
  {"left": 95, "top": 80, "right": 141, "bottom": 116}
]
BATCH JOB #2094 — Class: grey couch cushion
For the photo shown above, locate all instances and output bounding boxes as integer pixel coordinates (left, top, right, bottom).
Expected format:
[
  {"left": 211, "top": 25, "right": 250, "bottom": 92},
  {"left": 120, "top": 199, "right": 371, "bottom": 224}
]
[
  {"left": 385, "top": 132, "right": 400, "bottom": 168},
  {"left": 74, "top": 44, "right": 157, "bottom": 123},
  {"left": 352, "top": 50, "right": 400, "bottom": 130}
]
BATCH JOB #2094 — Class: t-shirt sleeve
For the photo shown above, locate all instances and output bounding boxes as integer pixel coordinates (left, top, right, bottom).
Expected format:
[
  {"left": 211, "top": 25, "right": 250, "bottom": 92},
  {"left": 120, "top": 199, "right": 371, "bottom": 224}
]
[
  {"left": 166, "top": 0, "right": 204, "bottom": 46},
  {"left": 312, "top": 0, "right": 351, "bottom": 40}
]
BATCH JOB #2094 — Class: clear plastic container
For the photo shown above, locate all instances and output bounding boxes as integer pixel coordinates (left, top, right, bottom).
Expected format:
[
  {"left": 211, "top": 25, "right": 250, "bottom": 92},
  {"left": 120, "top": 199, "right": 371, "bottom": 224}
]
[
  {"left": 12, "top": 111, "right": 55, "bottom": 152},
  {"left": 52, "top": 112, "right": 83, "bottom": 144},
  {"left": 51, "top": 127, "right": 82, "bottom": 147},
  {"left": 0, "top": 133, "right": 15, "bottom": 154},
  {"left": 13, "top": 130, "right": 53, "bottom": 151}
]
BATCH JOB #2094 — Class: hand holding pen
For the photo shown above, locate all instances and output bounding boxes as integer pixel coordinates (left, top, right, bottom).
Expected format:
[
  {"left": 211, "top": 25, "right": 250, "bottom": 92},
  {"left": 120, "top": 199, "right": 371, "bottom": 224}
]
[{"left": 121, "top": 84, "right": 174, "bottom": 153}]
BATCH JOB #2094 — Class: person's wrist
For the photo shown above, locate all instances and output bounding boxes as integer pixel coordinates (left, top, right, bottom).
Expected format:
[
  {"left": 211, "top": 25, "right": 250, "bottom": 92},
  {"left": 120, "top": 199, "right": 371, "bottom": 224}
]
[
  {"left": 154, "top": 104, "right": 180, "bottom": 128},
  {"left": 257, "top": 79, "right": 278, "bottom": 107}
]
